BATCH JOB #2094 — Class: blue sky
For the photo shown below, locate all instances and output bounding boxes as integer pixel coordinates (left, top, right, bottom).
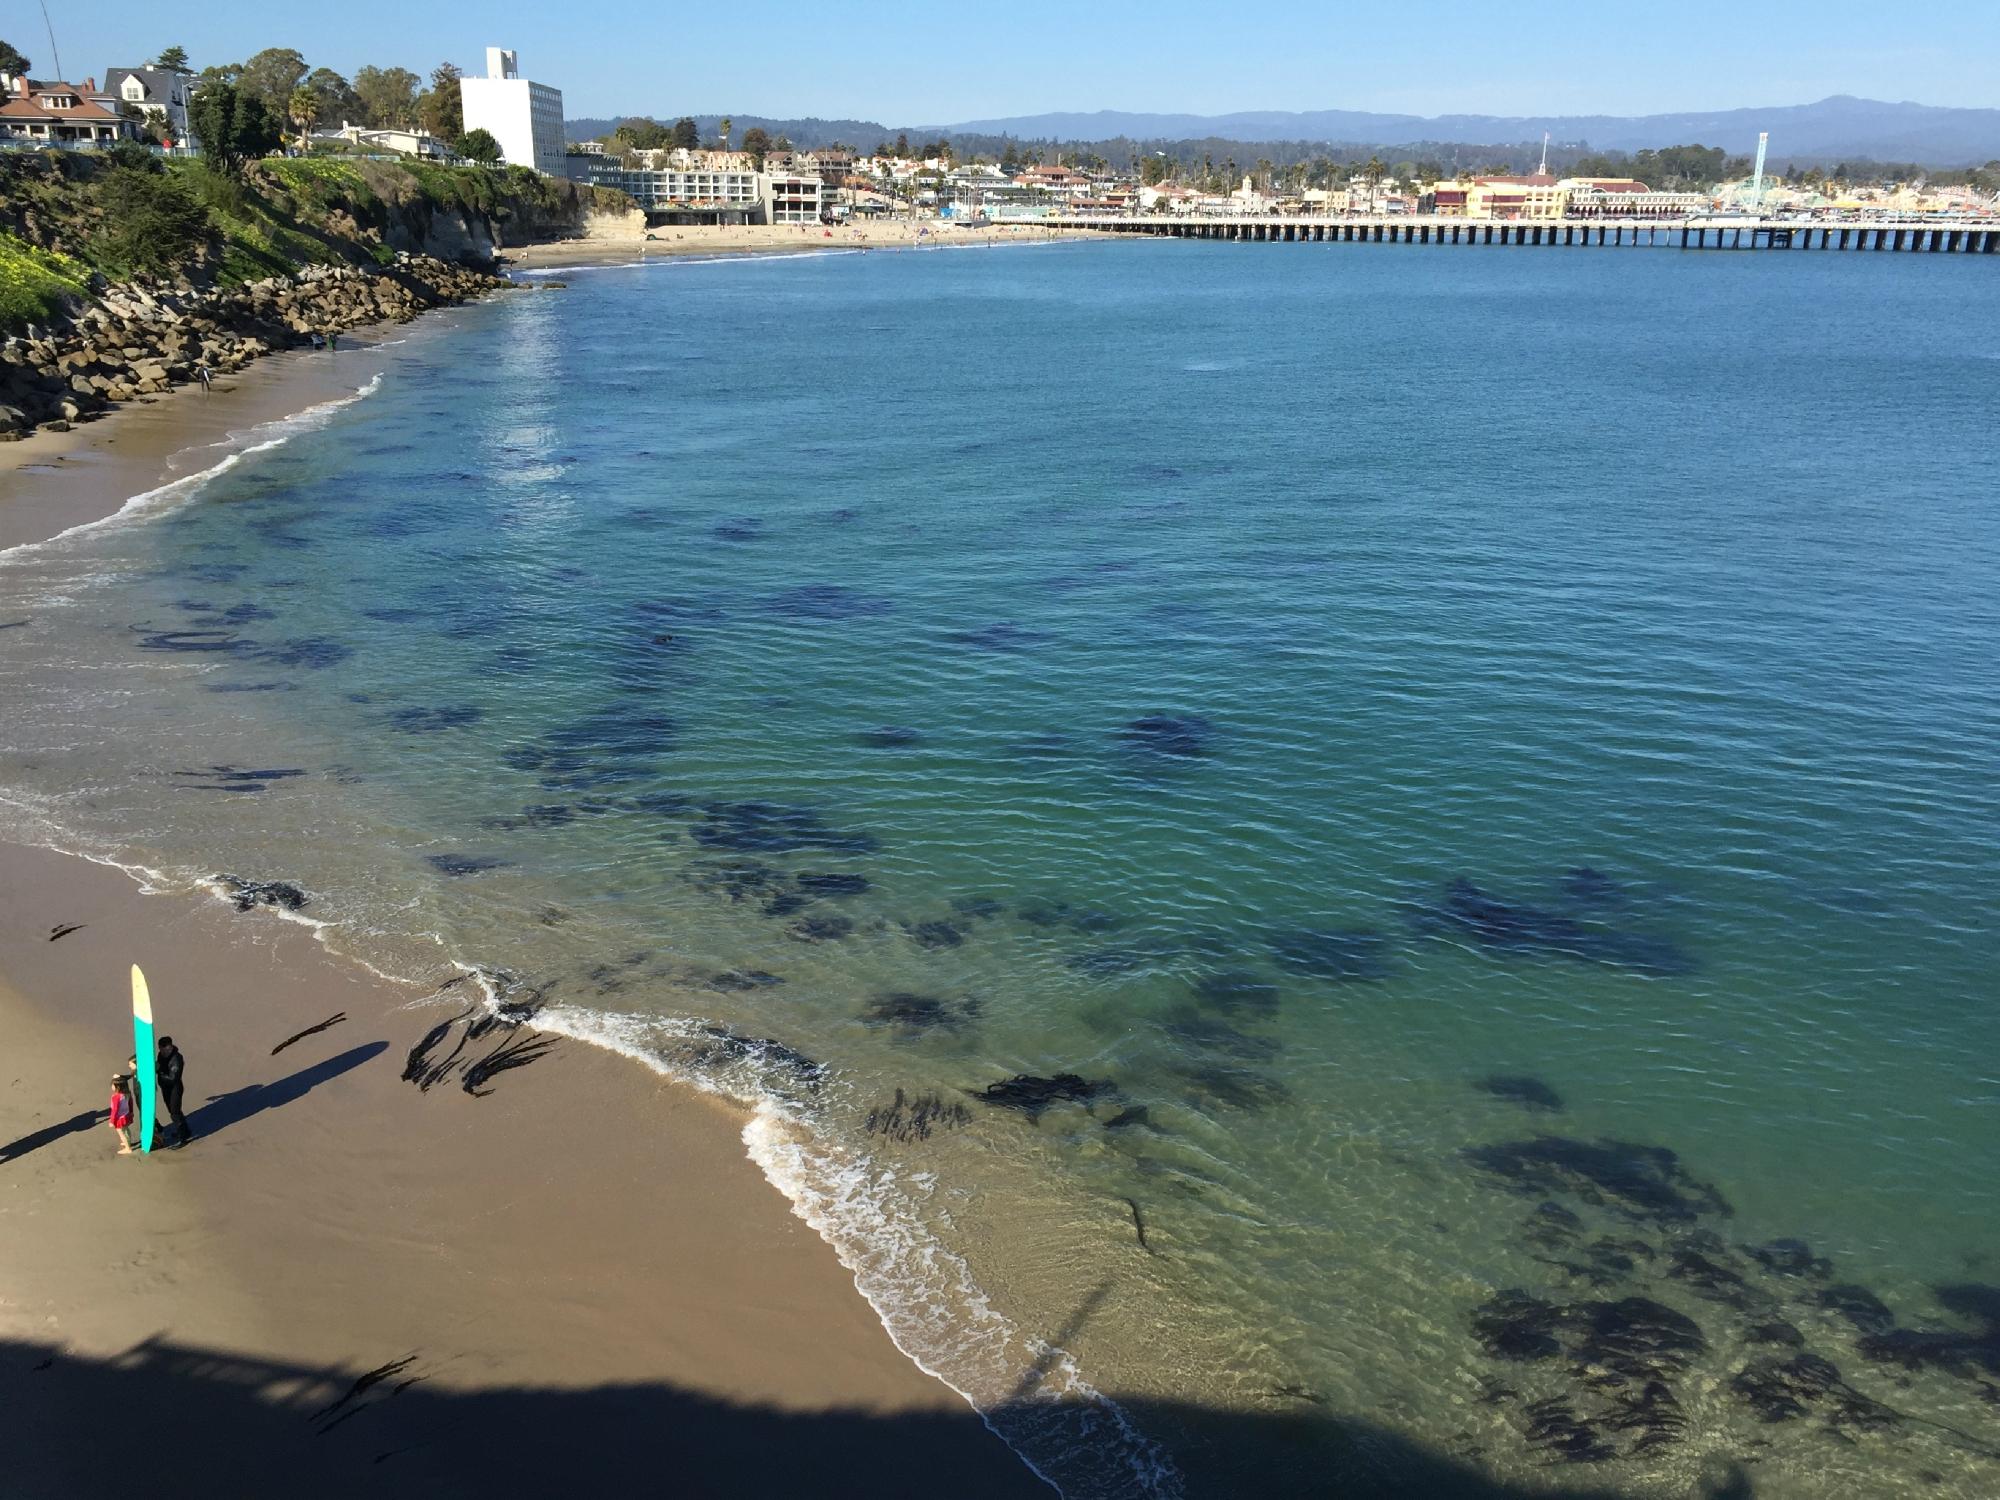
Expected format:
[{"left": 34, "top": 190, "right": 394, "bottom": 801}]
[{"left": 29, "top": 1, "right": 2000, "bottom": 123}]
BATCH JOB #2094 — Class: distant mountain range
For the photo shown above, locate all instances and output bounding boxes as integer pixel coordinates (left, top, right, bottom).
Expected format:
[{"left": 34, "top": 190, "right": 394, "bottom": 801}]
[{"left": 568, "top": 97, "right": 2000, "bottom": 165}]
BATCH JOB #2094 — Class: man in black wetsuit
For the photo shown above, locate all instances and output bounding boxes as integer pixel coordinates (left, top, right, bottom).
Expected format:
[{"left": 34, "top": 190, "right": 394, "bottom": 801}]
[{"left": 156, "top": 1036, "right": 193, "bottom": 1148}]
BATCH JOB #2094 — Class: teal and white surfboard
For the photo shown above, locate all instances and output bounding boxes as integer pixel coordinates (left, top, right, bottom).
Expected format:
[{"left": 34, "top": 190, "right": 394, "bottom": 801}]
[{"left": 131, "top": 965, "right": 158, "bottom": 1155}]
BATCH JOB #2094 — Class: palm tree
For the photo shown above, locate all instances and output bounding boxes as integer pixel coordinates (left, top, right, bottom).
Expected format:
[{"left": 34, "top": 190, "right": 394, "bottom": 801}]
[
  {"left": 287, "top": 86, "right": 321, "bottom": 153},
  {"left": 719, "top": 116, "right": 732, "bottom": 152}
]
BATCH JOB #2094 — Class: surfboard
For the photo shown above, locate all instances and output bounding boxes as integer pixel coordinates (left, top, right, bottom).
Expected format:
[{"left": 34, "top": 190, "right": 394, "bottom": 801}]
[{"left": 131, "top": 964, "right": 158, "bottom": 1155}]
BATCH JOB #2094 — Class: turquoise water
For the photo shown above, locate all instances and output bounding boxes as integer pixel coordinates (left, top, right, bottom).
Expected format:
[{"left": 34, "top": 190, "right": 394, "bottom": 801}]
[{"left": 4, "top": 240, "right": 1999, "bottom": 1496}]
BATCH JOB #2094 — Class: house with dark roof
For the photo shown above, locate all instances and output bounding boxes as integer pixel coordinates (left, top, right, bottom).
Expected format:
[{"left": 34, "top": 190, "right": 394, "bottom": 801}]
[
  {"left": 101, "top": 66, "right": 198, "bottom": 149},
  {"left": 0, "top": 73, "right": 135, "bottom": 147}
]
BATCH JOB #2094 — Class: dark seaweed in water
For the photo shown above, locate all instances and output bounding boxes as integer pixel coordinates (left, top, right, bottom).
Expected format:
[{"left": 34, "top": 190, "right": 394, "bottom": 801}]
[
  {"left": 1171, "top": 1062, "right": 1290, "bottom": 1112},
  {"left": 259, "top": 636, "right": 353, "bottom": 669},
  {"left": 1858, "top": 1284, "right": 2000, "bottom": 1376},
  {"left": 855, "top": 726, "right": 924, "bottom": 748},
  {"left": 173, "top": 766, "right": 307, "bottom": 794},
  {"left": 684, "top": 860, "right": 787, "bottom": 902},
  {"left": 693, "top": 1026, "right": 825, "bottom": 1092},
  {"left": 1189, "top": 970, "right": 1281, "bottom": 1019},
  {"left": 1118, "top": 714, "right": 1217, "bottom": 759},
  {"left": 702, "top": 969, "right": 785, "bottom": 992},
  {"left": 971, "top": 1073, "right": 1113, "bottom": 1121},
  {"left": 1266, "top": 927, "right": 1393, "bottom": 981},
  {"left": 714, "top": 517, "right": 763, "bottom": 541},
  {"left": 1406, "top": 877, "right": 1694, "bottom": 976},
  {"left": 1464, "top": 1137, "right": 1731, "bottom": 1225},
  {"left": 1820, "top": 1284, "right": 1898, "bottom": 1335},
  {"left": 1476, "top": 1075, "right": 1565, "bottom": 1112},
  {"left": 866, "top": 1088, "right": 971, "bottom": 1143},
  {"left": 215, "top": 875, "right": 309, "bottom": 912},
  {"left": 944, "top": 621, "right": 1054, "bottom": 652},
  {"left": 387, "top": 705, "right": 484, "bottom": 733},
  {"left": 761, "top": 584, "right": 893, "bottom": 619},
  {"left": 789, "top": 914, "right": 854, "bottom": 943},
  {"left": 903, "top": 919, "right": 965, "bottom": 950},
  {"left": 692, "top": 801, "right": 877, "bottom": 854},
  {"left": 135, "top": 628, "right": 247, "bottom": 654},
  {"left": 861, "top": 993, "right": 979, "bottom": 1033},
  {"left": 796, "top": 872, "right": 870, "bottom": 898},
  {"left": 1743, "top": 1238, "right": 1833, "bottom": 1280},
  {"left": 1160, "top": 1011, "right": 1281, "bottom": 1063},
  {"left": 426, "top": 853, "right": 510, "bottom": 877},
  {"left": 1558, "top": 866, "right": 1629, "bottom": 908}
]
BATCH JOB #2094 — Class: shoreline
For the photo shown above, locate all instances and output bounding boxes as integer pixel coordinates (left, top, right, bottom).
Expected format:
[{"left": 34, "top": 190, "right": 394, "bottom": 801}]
[
  {"left": 0, "top": 837, "right": 1045, "bottom": 1496},
  {"left": 496, "top": 220, "right": 1103, "bottom": 270},
  {"left": 0, "top": 266, "right": 1052, "bottom": 1494}
]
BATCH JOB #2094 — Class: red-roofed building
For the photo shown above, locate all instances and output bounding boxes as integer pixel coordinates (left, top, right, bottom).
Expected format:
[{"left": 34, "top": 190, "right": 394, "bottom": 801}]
[{"left": 0, "top": 73, "right": 134, "bottom": 146}]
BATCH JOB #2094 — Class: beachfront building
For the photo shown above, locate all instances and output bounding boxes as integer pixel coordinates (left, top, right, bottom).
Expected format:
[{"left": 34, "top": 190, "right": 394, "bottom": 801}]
[
  {"left": 100, "top": 66, "right": 197, "bottom": 149},
  {"left": 0, "top": 73, "right": 135, "bottom": 146},
  {"left": 460, "top": 48, "right": 564, "bottom": 176},
  {"left": 765, "top": 173, "right": 823, "bottom": 224},
  {"left": 1563, "top": 177, "right": 1709, "bottom": 217},
  {"left": 574, "top": 161, "right": 819, "bottom": 224},
  {"left": 311, "top": 122, "right": 456, "bottom": 161}
]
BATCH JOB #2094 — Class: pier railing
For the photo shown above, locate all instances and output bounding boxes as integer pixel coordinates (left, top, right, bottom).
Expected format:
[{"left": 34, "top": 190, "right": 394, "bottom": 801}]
[{"left": 1061, "top": 214, "right": 1998, "bottom": 254}]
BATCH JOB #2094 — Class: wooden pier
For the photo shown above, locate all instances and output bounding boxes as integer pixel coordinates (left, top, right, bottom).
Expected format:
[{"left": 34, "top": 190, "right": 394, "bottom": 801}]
[{"left": 1063, "top": 215, "right": 1999, "bottom": 254}]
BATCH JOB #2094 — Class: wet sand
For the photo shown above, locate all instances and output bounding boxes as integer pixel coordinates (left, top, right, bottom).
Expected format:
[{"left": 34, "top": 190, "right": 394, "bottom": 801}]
[
  {"left": 0, "top": 841, "right": 1044, "bottom": 1496},
  {"left": 0, "top": 270, "right": 1047, "bottom": 1495}
]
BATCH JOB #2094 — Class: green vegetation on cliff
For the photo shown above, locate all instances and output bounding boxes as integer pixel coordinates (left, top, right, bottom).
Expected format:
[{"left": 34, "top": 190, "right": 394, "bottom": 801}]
[{"left": 0, "top": 149, "right": 628, "bottom": 332}]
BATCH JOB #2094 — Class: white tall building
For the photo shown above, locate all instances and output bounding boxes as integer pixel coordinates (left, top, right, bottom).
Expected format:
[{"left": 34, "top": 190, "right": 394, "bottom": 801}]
[{"left": 459, "top": 48, "right": 564, "bottom": 176}]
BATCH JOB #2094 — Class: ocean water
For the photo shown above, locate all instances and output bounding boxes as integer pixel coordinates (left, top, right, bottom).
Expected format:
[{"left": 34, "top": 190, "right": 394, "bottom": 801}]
[{"left": 4, "top": 239, "right": 1999, "bottom": 1497}]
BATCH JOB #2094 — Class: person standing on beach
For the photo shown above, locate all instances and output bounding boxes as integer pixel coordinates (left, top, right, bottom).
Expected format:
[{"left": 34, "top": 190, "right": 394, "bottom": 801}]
[
  {"left": 109, "top": 1075, "right": 136, "bottom": 1155},
  {"left": 156, "top": 1036, "right": 192, "bottom": 1149},
  {"left": 125, "top": 1054, "right": 143, "bottom": 1130}
]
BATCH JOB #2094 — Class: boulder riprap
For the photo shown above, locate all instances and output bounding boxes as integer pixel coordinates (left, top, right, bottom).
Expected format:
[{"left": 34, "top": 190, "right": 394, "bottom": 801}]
[{"left": 1, "top": 256, "right": 514, "bottom": 438}]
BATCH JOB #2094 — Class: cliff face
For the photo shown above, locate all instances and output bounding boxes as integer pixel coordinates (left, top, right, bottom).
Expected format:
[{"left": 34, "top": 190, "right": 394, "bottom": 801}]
[
  {"left": 0, "top": 152, "right": 631, "bottom": 333},
  {"left": 0, "top": 153, "right": 619, "bottom": 435}
]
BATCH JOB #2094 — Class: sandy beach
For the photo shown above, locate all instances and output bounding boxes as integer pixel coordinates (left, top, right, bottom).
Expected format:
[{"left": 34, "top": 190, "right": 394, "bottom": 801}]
[
  {"left": 497, "top": 218, "right": 1101, "bottom": 269},
  {"left": 0, "top": 286, "right": 1047, "bottom": 1497}
]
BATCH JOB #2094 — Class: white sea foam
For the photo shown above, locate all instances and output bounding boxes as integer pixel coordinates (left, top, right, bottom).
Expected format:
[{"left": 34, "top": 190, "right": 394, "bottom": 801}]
[
  {"left": 1, "top": 373, "right": 385, "bottom": 561},
  {"left": 520, "top": 999, "right": 1183, "bottom": 1500}
]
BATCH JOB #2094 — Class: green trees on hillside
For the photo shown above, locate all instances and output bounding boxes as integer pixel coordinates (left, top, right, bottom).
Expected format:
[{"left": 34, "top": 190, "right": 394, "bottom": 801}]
[
  {"left": 418, "top": 63, "right": 463, "bottom": 146},
  {"left": 191, "top": 81, "right": 282, "bottom": 171},
  {"left": 459, "top": 128, "right": 502, "bottom": 164},
  {"left": 354, "top": 66, "right": 422, "bottom": 129}
]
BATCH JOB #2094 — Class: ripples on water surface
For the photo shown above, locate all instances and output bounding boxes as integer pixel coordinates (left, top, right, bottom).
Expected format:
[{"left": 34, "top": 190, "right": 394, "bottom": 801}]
[{"left": 4, "top": 241, "right": 1999, "bottom": 1496}]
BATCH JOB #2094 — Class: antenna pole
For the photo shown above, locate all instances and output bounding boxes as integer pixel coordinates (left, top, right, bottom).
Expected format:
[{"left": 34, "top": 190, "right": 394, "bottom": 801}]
[{"left": 38, "top": 0, "right": 63, "bottom": 80}]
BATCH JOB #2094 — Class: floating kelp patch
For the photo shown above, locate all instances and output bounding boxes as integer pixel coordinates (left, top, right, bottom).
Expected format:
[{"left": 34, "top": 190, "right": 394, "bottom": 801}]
[
  {"left": 692, "top": 801, "right": 877, "bottom": 854},
  {"left": 971, "top": 1072, "right": 1114, "bottom": 1121},
  {"left": 861, "top": 992, "right": 980, "bottom": 1033},
  {"left": 789, "top": 914, "right": 854, "bottom": 943},
  {"left": 797, "top": 872, "right": 870, "bottom": 898},
  {"left": 387, "top": 705, "right": 485, "bottom": 733},
  {"left": 761, "top": 584, "right": 893, "bottom": 619},
  {"left": 134, "top": 627, "right": 247, "bottom": 654},
  {"left": 1117, "top": 713, "right": 1217, "bottom": 759},
  {"left": 1475, "top": 1075, "right": 1565, "bottom": 1113},
  {"left": 1859, "top": 1283, "right": 2000, "bottom": 1376},
  {"left": 944, "top": 621, "right": 1055, "bottom": 652},
  {"left": 257, "top": 636, "right": 354, "bottom": 670},
  {"left": 855, "top": 726, "right": 924, "bottom": 748},
  {"left": 425, "top": 852, "right": 510, "bottom": 878},
  {"left": 1188, "top": 969, "right": 1281, "bottom": 1018},
  {"left": 215, "top": 875, "right": 309, "bottom": 912},
  {"left": 1266, "top": 927, "right": 1393, "bottom": 981},
  {"left": 172, "top": 766, "right": 307, "bottom": 794},
  {"left": 1404, "top": 876, "right": 1694, "bottom": 976},
  {"left": 866, "top": 1088, "right": 972, "bottom": 1143},
  {"left": 1464, "top": 1136, "right": 1731, "bottom": 1225},
  {"left": 902, "top": 918, "right": 965, "bottom": 950}
]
